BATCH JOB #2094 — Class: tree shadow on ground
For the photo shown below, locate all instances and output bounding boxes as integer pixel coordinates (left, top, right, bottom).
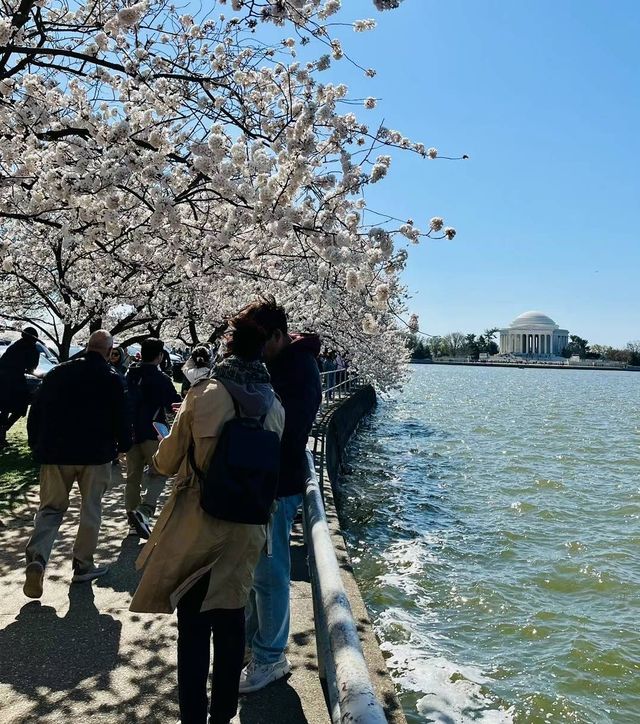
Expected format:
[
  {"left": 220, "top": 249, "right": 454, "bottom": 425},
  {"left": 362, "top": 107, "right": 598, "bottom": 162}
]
[{"left": 290, "top": 524, "right": 310, "bottom": 583}]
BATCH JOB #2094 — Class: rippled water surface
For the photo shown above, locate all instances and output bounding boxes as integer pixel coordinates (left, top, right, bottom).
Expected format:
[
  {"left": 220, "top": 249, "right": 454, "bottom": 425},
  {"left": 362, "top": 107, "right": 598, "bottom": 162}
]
[{"left": 338, "top": 365, "right": 640, "bottom": 724}]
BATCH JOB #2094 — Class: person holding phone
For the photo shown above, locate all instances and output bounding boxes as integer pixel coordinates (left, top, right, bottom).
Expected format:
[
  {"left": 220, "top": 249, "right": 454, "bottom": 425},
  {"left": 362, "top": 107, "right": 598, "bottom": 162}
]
[{"left": 124, "top": 337, "right": 180, "bottom": 539}]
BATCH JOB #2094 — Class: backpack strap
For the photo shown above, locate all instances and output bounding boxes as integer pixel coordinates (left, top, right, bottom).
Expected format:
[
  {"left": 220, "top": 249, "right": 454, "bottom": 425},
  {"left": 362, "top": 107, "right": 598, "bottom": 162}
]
[{"left": 211, "top": 375, "right": 241, "bottom": 418}]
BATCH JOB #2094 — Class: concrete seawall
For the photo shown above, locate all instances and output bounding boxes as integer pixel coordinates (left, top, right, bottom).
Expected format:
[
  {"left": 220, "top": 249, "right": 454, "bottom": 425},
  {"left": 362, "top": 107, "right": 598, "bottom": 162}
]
[
  {"left": 315, "top": 385, "right": 408, "bottom": 724},
  {"left": 324, "top": 385, "right": 377, "bottom": 484}
]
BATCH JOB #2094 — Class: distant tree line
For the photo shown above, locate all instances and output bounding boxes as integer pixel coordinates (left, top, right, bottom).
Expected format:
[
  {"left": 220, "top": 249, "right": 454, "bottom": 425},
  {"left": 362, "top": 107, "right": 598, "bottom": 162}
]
[
  {"left": 406, "top": 328, "right": 500, "bottom": 360},
  {"left": 564, "top": 336, "right": 640, "bottom": 365},
  {"left": 407, "top": 331, "right": 640, "bottom": 366}
]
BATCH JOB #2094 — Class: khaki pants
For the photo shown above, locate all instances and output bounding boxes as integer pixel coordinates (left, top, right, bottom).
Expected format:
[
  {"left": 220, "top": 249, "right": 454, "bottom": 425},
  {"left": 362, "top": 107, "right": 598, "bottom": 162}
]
[
  {"left": 25, "top": 463, "right": 111, "bottom": 571},
  {"left": 125, "top": 440, "right": 167, "bottom": 516}
]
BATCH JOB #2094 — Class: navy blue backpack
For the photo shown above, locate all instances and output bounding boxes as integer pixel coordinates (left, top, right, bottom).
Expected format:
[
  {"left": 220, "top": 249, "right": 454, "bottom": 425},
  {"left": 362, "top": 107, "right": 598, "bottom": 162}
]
[{"left": 189, "top": 395, "right": 280, "bottom": 524}]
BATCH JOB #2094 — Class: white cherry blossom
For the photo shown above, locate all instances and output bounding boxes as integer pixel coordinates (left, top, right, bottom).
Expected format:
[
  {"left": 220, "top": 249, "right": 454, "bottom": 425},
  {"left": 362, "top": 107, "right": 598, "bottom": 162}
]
[{"left": 0, "top": 0, "right": 438, "bottom": 389}]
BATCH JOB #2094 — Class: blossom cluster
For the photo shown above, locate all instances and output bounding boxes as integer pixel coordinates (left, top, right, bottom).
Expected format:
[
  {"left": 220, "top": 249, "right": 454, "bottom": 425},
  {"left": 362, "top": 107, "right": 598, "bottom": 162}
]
[{"left": 0, "top": 0, "right": 441, "bottom": 388}]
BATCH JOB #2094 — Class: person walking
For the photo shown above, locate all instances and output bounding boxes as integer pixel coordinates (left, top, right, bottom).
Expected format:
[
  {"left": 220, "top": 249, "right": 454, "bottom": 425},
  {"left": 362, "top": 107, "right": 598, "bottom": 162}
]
[
  {"left": 130, "top": 306, "right": 285, "bottom": 724},
  {"left": 240, "top": 299, "right": 322, "bottom": 693},
  {"left": 0, "top": 327, "right": 40, "bottom": 447},
  {"left": 23, "top": 330, "right": 131, "bottom": 598},
  {"left": 125, "top": 337, "right": 180, "bottom": 539}
]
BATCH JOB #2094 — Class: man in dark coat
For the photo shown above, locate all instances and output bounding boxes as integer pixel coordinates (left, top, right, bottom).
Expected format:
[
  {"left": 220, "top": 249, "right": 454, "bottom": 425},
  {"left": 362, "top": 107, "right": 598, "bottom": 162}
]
[
  {"left": 240, "top": 299, "right": 322, "bottom": 693},
  {"left": 24, "top": 330, "right": 131, "bottom": 598},
  {"left": 124, "top": 337, "right": 180, "bottom": 539},
  {"left": 0, "top": 327, "right": 40, "bottom": 446}
]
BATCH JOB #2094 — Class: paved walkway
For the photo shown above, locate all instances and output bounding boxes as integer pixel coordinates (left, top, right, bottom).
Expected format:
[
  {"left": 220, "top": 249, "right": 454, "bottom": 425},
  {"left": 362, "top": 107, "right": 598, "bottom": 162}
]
[{"left": 0, "top": 466, "right": 330, "bottom": 724}]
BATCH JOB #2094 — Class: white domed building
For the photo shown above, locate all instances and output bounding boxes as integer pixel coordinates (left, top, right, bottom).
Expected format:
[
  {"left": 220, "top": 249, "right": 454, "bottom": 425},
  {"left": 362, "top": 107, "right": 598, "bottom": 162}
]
[{"left": 499, "top": 311, "right": 569, "bottom": 357}]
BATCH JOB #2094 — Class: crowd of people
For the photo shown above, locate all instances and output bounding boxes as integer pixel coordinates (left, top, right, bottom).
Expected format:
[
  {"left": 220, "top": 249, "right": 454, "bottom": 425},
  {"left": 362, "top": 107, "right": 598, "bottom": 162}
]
[
  {"left": 2, "top": 299, "right": 323, "bottom": 724},
  {"left": 317, "top": 348, "right": 348, "bottom": 399}
]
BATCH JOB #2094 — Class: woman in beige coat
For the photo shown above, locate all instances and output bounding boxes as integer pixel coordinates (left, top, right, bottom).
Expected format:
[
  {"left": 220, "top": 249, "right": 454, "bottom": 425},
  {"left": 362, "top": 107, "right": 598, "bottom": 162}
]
[{"left": 130, "top": 309, "right": 285, "bottom": 724}]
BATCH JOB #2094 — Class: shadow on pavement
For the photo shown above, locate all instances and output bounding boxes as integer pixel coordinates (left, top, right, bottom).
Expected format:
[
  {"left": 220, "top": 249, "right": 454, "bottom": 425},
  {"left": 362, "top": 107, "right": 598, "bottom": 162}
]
[
  {"left": 96, "top": 534, "right": 145, "bottom": 595},
  {"left": 0, "top": 586, "right": 121, "bottom": 716},
  {"left": 239, "top": 676, "right": 309, "bottom": 724}
]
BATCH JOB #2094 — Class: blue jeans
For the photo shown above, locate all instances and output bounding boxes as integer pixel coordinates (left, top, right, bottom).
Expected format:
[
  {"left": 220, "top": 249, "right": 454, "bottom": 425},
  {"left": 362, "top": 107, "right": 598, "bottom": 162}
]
[{"left": 246, "top": 493, "right": 302, "bottom": 665}]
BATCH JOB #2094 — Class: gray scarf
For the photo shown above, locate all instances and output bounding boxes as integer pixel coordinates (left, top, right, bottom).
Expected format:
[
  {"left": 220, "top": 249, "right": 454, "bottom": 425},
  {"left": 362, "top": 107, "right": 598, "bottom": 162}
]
[{"left": 212, "top": 356, "right": 274, "bottom": 418}]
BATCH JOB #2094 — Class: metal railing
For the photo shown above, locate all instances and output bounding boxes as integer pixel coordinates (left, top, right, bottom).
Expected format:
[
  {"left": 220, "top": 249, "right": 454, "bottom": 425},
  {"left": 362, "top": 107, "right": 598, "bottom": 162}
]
[
  {"left": 313, "top": 371, "right": 364, "bottom": 492},
  {"left": 319, "top": 368, "right": 359, "bottom": 406},
  {"left": 303, "top": 451, "right": 387, "bottom": 724}
]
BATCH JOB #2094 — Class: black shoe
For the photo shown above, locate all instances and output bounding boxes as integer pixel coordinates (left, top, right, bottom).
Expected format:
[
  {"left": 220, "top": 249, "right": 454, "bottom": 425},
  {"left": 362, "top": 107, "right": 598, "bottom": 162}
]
[
  {"left": 127, "top": 510, "right": 151, "bottom": 539},
  {"left": 72, "top": 564, "right": 109, "bottom": 583},
  {"left": 23, "top": 561, "right": 45, "bottom": 598}
]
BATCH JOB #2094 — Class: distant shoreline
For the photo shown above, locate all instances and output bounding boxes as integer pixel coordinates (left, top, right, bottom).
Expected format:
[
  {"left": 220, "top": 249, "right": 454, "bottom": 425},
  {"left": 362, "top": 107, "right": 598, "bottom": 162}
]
[{"left": 410, "top": 359, "right": 640, "bottom": 372}]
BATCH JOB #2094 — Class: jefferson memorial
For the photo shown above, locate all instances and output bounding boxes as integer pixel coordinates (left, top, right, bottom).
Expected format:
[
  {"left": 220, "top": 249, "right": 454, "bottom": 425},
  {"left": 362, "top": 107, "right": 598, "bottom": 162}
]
[{"left": 499, "top": 311, "right": 569, "bottom": 357}]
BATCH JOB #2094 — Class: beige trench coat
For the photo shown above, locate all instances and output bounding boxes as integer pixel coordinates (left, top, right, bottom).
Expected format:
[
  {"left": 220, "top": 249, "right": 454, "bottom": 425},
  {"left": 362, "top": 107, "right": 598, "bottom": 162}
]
[{"left": 129, "top": 379, "right": 285, "bottom": 614}]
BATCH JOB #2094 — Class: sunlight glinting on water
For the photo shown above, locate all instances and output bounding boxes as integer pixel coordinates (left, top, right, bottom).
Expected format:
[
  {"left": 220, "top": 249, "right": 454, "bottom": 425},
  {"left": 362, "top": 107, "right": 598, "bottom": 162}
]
[{"left": 338, "top": 365, "right": 640, "bottom": 724}]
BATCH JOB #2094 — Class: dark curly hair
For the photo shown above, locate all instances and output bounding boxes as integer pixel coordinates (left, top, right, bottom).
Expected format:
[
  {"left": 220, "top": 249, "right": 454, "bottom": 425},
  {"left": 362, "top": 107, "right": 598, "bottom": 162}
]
[{"left": 226, "top": 296, "right": 287, "bottom": 359}]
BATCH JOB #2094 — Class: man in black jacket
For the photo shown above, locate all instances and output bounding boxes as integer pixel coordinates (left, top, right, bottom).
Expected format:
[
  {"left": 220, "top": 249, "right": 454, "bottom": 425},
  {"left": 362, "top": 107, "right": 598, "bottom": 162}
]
[
  {"left": 0, "top": 327, "right": 40, "bottom": 446},
  {"left": 125, "top": 337, "right": 180, "bottom": 539},
  {"left": 24, "top": 330, "right": 131, "bottom": 598},
  {"left": 240, "top": 299, "right": 322, "bottom": 693}
]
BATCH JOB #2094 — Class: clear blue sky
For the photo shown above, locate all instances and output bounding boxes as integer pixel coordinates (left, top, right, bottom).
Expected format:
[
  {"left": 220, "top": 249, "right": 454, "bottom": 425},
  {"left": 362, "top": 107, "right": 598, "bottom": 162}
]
[{"left": 324, "top": 0, "right": 639, "bottom": 346}]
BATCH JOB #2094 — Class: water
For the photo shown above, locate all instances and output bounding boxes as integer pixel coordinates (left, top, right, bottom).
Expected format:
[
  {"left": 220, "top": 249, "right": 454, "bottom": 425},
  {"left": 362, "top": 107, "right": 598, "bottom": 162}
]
[{"left": 337, "top": 365, "right": 640, "bottom": 724}]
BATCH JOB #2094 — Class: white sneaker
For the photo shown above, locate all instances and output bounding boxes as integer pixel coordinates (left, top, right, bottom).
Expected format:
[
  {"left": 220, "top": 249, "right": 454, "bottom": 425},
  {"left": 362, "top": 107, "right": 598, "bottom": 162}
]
[
  {"left": 71, "top": 565, "right": 109, "bottom": 583},
  {"left": 238, "top": 656, "right": 291, "bottom": 693}
]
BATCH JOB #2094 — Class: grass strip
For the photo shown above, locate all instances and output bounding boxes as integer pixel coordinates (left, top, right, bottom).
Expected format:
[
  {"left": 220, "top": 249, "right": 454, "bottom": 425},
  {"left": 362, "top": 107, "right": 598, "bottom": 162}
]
[{"left": 0, "top": 418, "right": 37, "bottom": 513}]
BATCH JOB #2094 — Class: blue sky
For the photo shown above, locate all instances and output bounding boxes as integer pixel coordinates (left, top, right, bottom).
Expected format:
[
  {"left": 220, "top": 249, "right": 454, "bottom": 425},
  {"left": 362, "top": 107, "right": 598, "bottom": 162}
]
[{"left": 322, "top": 0, "right": 639, "bottom": 346}]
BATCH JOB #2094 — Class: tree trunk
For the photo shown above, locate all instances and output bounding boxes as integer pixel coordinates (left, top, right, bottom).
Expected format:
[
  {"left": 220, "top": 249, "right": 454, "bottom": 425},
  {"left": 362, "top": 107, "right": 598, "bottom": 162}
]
[
  {"left": 89, "top": 317, "right": 103, "bottom": 333},
  {"left": 188, "top": 319, "right": 200, "bottom": 346},
  {"left": 58, "top": 325, "right": 74, "bottom": 361}
]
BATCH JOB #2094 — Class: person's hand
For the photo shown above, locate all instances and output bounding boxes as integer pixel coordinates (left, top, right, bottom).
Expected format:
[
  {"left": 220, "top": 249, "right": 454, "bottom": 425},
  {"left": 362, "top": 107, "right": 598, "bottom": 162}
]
[{"left": 171, "top": 402, "right": 182, "bottom": 413}]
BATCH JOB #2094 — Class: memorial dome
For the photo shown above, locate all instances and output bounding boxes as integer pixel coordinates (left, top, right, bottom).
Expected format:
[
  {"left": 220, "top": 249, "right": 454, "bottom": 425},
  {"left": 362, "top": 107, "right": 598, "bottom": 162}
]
[
  {"left": 499, "top": 311, "right": 568, "bottom": 357},
  {"left": 509, "top": 311, "right": 558, "bottom": 329}
]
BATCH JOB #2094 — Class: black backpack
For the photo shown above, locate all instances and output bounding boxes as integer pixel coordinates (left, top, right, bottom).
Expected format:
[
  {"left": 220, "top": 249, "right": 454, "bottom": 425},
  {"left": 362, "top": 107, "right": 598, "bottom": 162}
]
[{"left": 189, "top": 394, "right": 280, "bottom": 524}]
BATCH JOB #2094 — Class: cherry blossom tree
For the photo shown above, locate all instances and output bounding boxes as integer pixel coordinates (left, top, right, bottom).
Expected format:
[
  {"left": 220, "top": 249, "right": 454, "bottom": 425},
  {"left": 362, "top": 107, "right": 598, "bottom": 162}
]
[{"left": 0, "top": 0, "right": 454, "bottom": 386}]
